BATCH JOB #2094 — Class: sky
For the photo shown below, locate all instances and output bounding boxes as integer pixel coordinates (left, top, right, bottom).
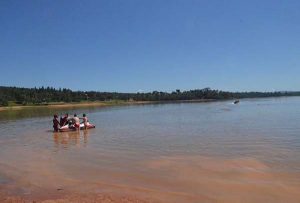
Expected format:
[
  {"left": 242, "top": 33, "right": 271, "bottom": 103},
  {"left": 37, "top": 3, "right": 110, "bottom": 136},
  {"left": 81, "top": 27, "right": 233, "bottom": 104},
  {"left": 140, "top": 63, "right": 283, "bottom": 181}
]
[{"left": 0, "top": 0, "right": 299, "bottom": 92}]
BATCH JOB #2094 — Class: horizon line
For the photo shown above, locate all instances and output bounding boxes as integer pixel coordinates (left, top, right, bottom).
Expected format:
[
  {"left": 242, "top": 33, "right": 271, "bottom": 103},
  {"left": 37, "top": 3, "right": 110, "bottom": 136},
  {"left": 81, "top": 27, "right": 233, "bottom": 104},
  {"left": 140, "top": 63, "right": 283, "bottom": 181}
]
[{"left": 0, "top": 85, "right": 299, "bottom": 94}]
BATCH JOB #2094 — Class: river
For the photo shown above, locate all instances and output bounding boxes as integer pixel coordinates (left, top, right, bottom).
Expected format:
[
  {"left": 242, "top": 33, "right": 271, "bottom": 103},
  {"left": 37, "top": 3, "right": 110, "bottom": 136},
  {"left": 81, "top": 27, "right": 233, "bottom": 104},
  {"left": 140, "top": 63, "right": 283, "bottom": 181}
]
[{"left": 0, "top": 97, "right": 300, "bottom": 202}]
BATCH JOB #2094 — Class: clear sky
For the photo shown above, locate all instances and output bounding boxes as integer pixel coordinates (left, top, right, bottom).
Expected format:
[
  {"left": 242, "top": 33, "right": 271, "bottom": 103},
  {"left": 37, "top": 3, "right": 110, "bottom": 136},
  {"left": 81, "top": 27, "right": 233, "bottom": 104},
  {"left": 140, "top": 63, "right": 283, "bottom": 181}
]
[{"left": 0, "top": 0, "right": 299, "bottom": 92}]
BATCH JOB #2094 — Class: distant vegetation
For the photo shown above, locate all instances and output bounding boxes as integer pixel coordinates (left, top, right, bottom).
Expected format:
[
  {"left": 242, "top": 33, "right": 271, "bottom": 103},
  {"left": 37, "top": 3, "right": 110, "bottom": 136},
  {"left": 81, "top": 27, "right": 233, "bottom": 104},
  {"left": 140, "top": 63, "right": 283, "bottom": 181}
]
[{"left": 0, "top": 86, "right": 300, "bottom": 106}]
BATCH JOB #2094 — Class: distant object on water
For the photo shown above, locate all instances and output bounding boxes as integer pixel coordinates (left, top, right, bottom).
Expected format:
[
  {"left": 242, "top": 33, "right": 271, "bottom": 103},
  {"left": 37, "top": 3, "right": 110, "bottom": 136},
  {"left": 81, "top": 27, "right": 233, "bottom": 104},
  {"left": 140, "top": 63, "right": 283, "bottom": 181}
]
[{"left": 234, "top": 100, "right": 240, "bottom": 104}]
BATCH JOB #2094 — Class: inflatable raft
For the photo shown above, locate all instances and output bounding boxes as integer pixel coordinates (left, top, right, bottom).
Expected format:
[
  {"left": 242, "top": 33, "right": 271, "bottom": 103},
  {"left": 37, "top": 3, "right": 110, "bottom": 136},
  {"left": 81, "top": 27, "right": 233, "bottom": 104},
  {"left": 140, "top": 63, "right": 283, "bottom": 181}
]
[{"left": 59, "top": 123, "right": 95, "bottom": 132}]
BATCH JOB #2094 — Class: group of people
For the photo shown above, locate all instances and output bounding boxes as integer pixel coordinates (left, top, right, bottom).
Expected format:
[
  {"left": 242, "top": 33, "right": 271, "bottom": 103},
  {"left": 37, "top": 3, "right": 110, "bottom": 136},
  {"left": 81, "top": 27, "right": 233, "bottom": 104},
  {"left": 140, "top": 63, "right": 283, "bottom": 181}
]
[{"left": 52, "top": 113, "right": 89, "bottom": 132}]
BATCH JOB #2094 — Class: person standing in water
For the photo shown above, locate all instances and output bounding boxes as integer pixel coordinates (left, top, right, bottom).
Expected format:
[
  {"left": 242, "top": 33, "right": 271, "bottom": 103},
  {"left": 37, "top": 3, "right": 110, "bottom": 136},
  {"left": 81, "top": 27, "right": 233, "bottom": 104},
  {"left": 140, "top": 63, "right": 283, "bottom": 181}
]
[
  {"left": 73, "top": 114, "right": 80, "bottom": 131},
  {"left": 60, "top": 113, "right": 70, "bottom": 127},
  {"left": 53, "top": 115, "right": 60, "bottom": 132},
  {"left": 81, "top": 113, "right": 88, "bottom": 129}
]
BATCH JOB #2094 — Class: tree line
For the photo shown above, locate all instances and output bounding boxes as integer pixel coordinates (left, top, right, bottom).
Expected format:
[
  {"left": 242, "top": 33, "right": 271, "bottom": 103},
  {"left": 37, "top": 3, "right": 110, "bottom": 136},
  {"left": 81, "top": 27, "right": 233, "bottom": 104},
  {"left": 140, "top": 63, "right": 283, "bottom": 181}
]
[{"left": 0, "top": 86, "right": 299, "bottom": 106}]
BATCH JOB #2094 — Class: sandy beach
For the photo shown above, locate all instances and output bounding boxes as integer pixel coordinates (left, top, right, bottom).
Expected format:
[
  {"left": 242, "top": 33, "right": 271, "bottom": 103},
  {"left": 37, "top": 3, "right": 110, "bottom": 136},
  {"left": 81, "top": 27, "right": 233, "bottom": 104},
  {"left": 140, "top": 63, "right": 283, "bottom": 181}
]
[
  {"left": 0, "top": 101, "right": 152, "bottom": 112},
  {"left": 0, "top": 99, "right": 215, "bottom": 112}
]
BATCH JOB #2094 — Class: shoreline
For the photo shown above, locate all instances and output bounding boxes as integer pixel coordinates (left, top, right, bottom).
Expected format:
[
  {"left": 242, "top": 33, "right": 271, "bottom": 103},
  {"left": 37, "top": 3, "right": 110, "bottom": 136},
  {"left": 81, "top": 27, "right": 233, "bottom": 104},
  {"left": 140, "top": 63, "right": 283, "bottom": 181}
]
[
  {"left": 2, "top": 95, "right": 300, "bottom": 112},
  {"left": 0, "top": 99, "right": 216, "bottom": 112},
  {"left": 0, "top": 101, "right": 151, "bottom": 112}
]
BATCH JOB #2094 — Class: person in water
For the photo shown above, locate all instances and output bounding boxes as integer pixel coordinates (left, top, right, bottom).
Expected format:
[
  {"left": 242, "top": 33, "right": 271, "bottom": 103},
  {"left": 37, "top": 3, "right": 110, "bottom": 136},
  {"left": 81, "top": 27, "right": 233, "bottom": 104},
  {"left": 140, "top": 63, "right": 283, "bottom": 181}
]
[
  {"left": 81, "top": 113, "right": 88, "bottom": 129},
  {"left": 73, "top": 114, "right": 80, "bottom": 130},
  {"left": 60, "top": 113, "right": 69, "bottom": 126},
  {"left": 53, "top": 115, "right": 60, "bottom": 132}
]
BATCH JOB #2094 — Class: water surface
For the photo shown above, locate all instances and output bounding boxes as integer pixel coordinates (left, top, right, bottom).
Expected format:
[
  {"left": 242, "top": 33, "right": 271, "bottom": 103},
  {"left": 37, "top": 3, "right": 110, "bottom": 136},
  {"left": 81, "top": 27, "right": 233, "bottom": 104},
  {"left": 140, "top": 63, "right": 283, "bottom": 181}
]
[{"left": 0, "top": 98, "right": 300, "bottom": 202}]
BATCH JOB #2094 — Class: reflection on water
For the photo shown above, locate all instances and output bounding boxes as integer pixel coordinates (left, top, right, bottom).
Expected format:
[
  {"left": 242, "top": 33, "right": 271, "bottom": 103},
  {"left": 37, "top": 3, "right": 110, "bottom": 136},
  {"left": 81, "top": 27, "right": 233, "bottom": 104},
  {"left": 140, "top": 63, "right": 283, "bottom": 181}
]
[
  {"left": 53, "top": 130, "right": 90, "bottom": 149},
  {"left": 0, "top": 97, "right": 300, "bottom": 202},
  {"left": 0, "top": 105, "right": 125, "bottom": 121}
]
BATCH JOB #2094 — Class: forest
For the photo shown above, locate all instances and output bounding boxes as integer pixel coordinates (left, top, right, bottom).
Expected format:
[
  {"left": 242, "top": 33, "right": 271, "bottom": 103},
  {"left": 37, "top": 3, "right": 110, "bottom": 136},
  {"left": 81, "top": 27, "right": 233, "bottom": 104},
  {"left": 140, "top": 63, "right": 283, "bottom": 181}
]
[{"left": 1, "top": 86, "right": 299, "bottom": 106}]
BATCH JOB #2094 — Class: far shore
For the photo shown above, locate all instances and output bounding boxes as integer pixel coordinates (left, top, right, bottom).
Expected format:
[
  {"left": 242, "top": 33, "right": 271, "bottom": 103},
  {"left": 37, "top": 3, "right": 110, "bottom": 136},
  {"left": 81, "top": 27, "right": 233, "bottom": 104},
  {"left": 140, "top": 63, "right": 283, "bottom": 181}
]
[{"left": 0, "top": 99, "right": 216, "bottom": 112}]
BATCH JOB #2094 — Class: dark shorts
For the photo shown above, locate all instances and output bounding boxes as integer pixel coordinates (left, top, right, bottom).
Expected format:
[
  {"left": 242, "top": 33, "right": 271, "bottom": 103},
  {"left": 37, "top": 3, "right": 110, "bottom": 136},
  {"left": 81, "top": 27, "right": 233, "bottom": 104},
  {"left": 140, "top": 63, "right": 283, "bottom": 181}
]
[
  {"left": 53, "top": 126, "right": 59, "bottom": 132},
  {"left": 75, "top": 123, "right": 80, "bottom": 128}
]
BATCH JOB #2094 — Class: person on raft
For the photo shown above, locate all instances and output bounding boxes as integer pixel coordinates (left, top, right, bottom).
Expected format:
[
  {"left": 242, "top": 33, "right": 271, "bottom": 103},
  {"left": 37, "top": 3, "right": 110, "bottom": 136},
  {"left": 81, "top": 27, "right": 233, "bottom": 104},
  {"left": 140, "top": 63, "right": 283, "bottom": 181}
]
[
  {"left": 59, "top": 113, "right": 69, "bottom": 127},
  {"left": 53, "top": 115, "right": 60, "bottom": 132},
  {"left": 80, "top": 113, "right": 88, "bottom": 129},
  {"left": 53, "top": 113, "right": 92, "bottom": 131},
  {"left": 73, "top": 114, "right": 80, "bottom": 131}
]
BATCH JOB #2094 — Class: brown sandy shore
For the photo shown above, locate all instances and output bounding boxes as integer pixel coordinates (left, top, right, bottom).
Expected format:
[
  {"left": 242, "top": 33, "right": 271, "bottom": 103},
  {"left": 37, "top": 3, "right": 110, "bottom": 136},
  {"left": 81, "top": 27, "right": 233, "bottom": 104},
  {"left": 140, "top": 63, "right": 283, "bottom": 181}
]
[
  {"left": 0, "top": 99, "right": 215, "bottom": 112},
  {"left": 0, "top": 101, "right": 149, "bottom": 112}
]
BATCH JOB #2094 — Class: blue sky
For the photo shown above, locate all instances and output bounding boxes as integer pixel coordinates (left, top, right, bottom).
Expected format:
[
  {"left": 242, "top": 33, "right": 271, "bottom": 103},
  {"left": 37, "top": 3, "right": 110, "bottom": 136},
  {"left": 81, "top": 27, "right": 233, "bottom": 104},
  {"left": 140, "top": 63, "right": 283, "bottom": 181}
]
[{"left": 0, "top": 0, "right": 299, "bottom": 92}]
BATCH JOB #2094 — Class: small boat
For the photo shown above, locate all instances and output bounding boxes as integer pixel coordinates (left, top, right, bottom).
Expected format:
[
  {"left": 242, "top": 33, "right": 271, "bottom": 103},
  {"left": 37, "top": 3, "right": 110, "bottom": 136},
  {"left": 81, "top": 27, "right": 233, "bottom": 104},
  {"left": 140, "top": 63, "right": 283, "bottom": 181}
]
[
  {"left": 234, "top": 100, "right": 240, "bottom": 104},
  {"left": 59, "top": 122, "right": 95, "bottom": 132}
]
